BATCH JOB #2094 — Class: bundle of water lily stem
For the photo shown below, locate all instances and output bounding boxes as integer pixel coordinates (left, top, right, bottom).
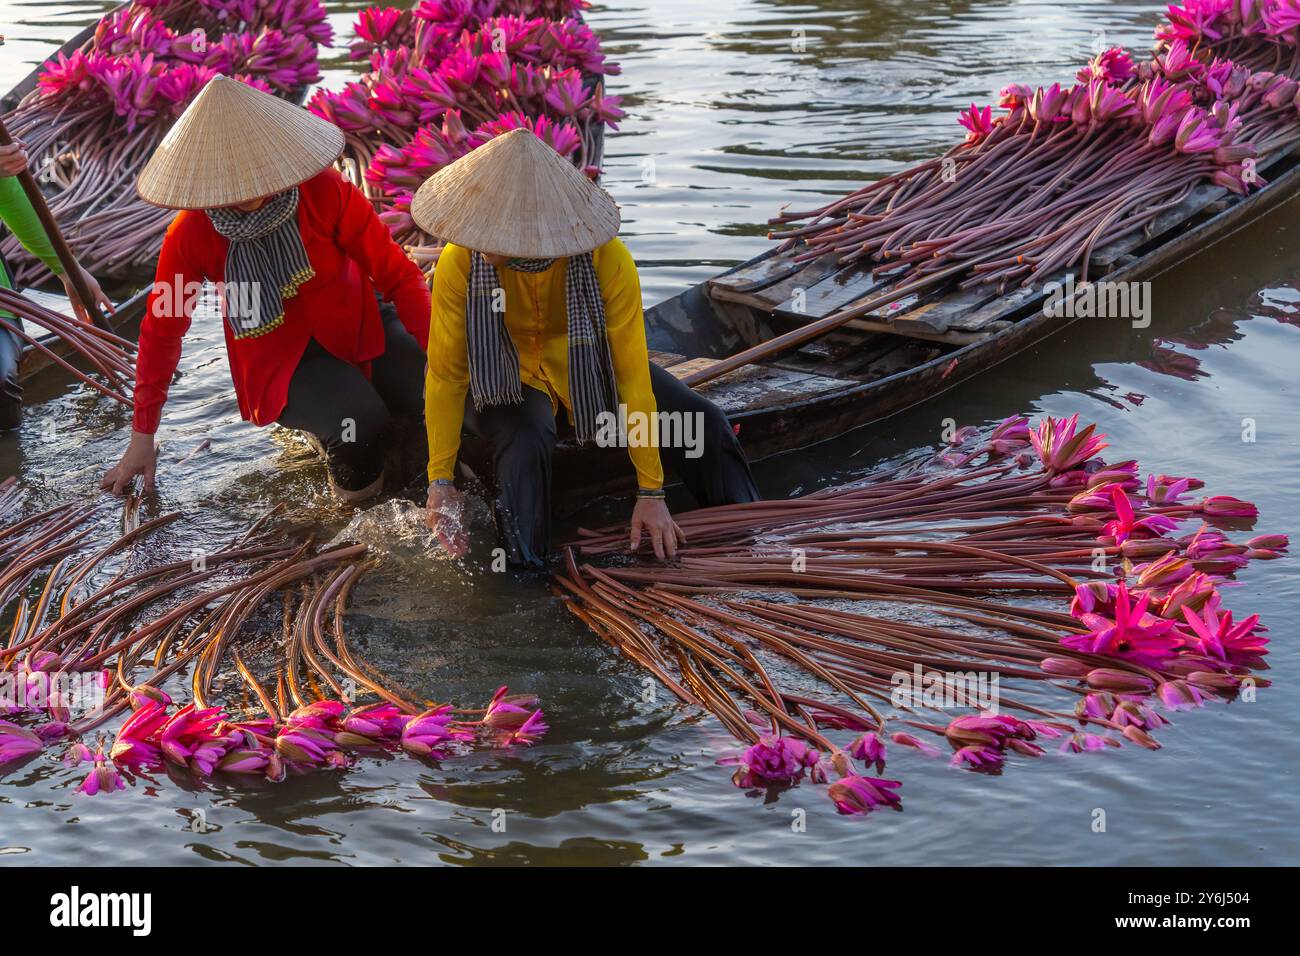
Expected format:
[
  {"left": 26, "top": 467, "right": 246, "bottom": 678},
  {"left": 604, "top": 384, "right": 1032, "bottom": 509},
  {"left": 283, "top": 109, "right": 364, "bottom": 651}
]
[
  {"left": 0, "top": 482, "right": 546, "bottom": 794},
  {"left": 557, "top": 414, "right": 1285, "bottom": 815},
  {"left": 771, "top": 0, "right": 1300, "bottom": 292},
  {"left": 0, "top": 289, "right": 136, "bottom": 406}
]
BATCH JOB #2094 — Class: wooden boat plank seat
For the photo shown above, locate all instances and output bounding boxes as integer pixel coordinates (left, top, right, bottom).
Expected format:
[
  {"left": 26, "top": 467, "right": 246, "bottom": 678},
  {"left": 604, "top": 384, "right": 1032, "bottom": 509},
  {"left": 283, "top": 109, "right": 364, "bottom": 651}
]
[
  {"left": 769, "top": 265, "right": 882, "bottom": 320},
  {"left": 889, "top": 285, "right": 1000, "bottom": 333},
  {"left": 647, "top": 349, "right": 687, "bottom": 368},
  {"left": 704, "top": 248, "right": 799, "bottom": 295},
  {"left": 18, "top": 289, "right": 73, "bottom": 315},
  {"left": 707, "top": 252, "right": 844, "bottom": 310},
  {"left": 663, "top": 357, "right": 856, "bottom": 414}
]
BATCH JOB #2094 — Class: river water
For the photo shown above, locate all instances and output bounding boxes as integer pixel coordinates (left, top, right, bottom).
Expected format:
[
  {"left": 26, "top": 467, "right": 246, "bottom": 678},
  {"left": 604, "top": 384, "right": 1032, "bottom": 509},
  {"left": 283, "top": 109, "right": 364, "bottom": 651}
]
[{"left": 1, "top": 0, "right": 1297, "bottom": 865}]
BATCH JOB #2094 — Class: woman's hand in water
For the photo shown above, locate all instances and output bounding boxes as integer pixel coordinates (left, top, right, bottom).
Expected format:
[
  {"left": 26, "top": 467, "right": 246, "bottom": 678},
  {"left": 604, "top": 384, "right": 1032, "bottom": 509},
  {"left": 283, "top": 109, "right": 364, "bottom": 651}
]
[
  {"left": 101, "top": 431, "right": 157, "bottom": 496},
  {"left": 425, "top": 482, "right": 468, "bottom": 558},
  {"left": 629, "top": 496, "right": 686, "bottom": 561}
]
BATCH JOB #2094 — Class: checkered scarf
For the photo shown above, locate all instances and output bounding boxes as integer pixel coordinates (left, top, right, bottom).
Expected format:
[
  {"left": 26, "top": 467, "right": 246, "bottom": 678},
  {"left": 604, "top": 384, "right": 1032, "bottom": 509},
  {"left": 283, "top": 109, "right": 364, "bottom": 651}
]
[
  {"left": 205, "top": 189, "right": 314, "bottom": 339},
  {"left": 466, "top": 252, "right": 619, "bottom": 443}
]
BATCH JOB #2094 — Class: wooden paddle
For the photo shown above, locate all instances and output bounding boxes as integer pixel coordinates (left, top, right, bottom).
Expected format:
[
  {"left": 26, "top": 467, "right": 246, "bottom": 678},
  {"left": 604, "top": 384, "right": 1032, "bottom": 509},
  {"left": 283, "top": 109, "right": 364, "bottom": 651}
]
[
  {"left": 0, "top": 116, "right": 108, "bottom": 329},
  {"left": 681, "top": 242, "right": 1025, "bottom": 389}
]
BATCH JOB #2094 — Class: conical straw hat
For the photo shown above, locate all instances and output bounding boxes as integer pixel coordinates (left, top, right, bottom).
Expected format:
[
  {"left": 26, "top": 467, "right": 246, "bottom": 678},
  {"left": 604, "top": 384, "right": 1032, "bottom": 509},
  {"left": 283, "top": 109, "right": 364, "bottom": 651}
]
[
  {"left": 137, "top": 75, "right": 345, "bottom": 210},
  {"left": 410, "top": 129, "right": 620, "bottom": 258}
]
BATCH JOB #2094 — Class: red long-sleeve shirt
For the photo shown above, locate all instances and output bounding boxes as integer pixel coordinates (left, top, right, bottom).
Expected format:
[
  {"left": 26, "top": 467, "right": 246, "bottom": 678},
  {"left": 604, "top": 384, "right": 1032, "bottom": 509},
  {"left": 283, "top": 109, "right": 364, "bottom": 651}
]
[{"left": 133, "top": 168, "right": 431, "bottom": 434}]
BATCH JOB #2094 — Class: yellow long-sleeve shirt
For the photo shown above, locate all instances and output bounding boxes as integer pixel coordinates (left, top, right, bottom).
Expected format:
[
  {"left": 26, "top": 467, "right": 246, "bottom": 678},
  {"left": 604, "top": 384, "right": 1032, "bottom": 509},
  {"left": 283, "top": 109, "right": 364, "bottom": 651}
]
[{"left": 424, "top": 238, "right": 664, "bottom": 490}]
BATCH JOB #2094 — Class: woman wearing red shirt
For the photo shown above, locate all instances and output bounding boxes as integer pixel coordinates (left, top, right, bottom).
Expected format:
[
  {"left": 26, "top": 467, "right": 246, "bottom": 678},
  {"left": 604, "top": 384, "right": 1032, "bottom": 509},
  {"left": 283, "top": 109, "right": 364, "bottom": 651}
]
[{"left": 101, "top": 76, "right": 431, "bottom": 502}]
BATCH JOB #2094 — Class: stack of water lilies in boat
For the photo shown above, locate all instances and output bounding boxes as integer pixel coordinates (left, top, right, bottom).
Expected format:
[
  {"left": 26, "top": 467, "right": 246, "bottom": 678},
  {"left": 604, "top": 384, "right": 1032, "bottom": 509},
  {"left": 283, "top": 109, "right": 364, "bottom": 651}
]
[
  {"left": 0, "top": 484, "right": 545, "bottom": 794},
  {"left": 308, "top": 0, "right": 623, "bottom": 274},
  {"left": 769, "top": 1, "right": 1300, "bottom": 302},
  {"left": 555, "top": 415, "right": 1284, "bottom": 815},
  {"left": 1162, "top": 0, "right": 1300, "bottom": 74},
  {"left": 0, "top": 0, "right": 332, "bottom": 285},
  {"left": 0, "top": 288, "right": 135, "bottom": 405}
]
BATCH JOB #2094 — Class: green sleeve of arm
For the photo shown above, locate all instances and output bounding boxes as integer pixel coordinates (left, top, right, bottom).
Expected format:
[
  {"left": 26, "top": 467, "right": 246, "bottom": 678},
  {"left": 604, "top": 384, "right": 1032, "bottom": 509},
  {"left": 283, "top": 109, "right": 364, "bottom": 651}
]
[{"left": 0, "top": 176, "right": 64, "bottom": 276}]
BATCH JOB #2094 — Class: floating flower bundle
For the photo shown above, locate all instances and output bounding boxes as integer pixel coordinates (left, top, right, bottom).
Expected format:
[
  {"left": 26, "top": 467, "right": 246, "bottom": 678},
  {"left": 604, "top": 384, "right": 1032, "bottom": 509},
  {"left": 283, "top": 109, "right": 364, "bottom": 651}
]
[
  {"left": 308, "top": 0, "right": 623, "bottom": 274},
  {"left": 769, "top": 1, "right": 1300, "bottom": 297},
  {"left": 0, "top": 481, "right": 545, "bottom": 794},
  {"left": 0, "top": 0, "right": 332, "bottom": 285},
  {"left": 555, "top": 415, "right": 1284, "bottom": 816}
]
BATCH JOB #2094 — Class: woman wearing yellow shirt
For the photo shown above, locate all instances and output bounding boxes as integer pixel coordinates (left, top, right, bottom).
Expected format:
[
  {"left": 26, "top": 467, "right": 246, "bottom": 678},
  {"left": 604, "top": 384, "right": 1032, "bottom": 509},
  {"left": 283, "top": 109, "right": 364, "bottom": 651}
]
[{"left": 412, "top": 130, "right": 757, "bottom": 567}]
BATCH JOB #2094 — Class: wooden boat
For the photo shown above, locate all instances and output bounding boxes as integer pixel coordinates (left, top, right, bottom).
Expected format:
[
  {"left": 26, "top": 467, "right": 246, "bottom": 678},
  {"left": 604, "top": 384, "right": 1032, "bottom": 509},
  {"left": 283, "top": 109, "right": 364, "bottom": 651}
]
[{"left": 513, "top": 144, "right": 1300, "bottom": 509}]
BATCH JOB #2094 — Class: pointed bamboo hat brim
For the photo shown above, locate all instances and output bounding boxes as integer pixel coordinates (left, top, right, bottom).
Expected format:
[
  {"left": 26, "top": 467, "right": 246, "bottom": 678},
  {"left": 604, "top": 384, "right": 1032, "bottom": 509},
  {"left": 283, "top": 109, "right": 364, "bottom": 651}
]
[
  {"left": 410, "top": 129, "right": 620, "bottom": 258},
  {"left": 137, "top": 75, "right": 345, "bottom": 210}
]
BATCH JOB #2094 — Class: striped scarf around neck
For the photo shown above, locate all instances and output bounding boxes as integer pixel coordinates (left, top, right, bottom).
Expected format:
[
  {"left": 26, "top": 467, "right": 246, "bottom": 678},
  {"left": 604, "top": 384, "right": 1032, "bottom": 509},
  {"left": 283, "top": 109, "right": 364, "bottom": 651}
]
[
  {"left": 466, "top": 252, "right": 619, "bottom": 443},
  {"left": 205, "top": 188, "right": 314, "bottom": 339}
]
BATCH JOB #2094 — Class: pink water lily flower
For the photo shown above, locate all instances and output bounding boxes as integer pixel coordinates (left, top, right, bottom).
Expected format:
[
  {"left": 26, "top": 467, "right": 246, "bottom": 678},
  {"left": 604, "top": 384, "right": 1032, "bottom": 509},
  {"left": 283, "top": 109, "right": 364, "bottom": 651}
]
[
  {"left": 401, "top": 705, "right": 473, "bottom": 757},
  {"left": 849, "top": 731, "right": 887, "bottom": 773},
  {"left": 1198, "top": 495, "right": 1257, "bottom": 518},
  {"left": 1160, "top": 0, "right": 1230, "bottom": 41},
  {"left": 64, "top": 742, "right": 95, "bottom": 767},
  {"left": 1146, "top": 473, "right": 1193, "bottom": 505},
  {"left": 944, "top": 714, "right": 1036, "bottom": 750},
  {"left": 216, "top": 748, "right": 272, "bottom": 774},
  {"left": 284, "top": 700, "right": 346, "bottom": 732},
  {"left": 1077, "top": 693, "right": 1116, "bottom": 721},
  {"left": 109, "top": 698, "right": 170, "bottom": 766},
  {"left": 1133, "top": 551, "right": 1194, "bottom": 589},
  {"left": 1060, "top": 733, "right": 1119, "bottom": 753},
  {"left": 827, "top": 775, "right": 902, "bottom": 814},
  {"left": 1180, "top": 602, "right": 1267, "bottom": 662},
  {"left": 274, "top": 726, "right": 338, "bottom": 766},
  {"left": 1102, "top": 487, "right": 1179, "bottom": 546},
  {"left": 1077, "top": 47, "right": 1136, "bottom": 84},
  {"left": 78, "top": 750, "right": 126, "bottom": 796},
  {"left": 1111, "top": 700, "right": 1169, "bottom": 731},
  {"left": 1040, "top": 656, "right": 1092, "bottom": 678},
  {"left": 500, "top": 709, "right": 549, "bottom": 747},
  {"left": 159, "top": 704, "right": 226, "bottom": 765},
  {"left": 958, "top": 103, "right": 994, "bottom": 143},
  {"left": 343, "top": 702, "right": 410, "bottom": 741},
  {"left": 477, "top": 686, "right": 543, "bottom": 731},
  {"left": 0, "top": 721, "right": 43, "bottom": 764},
  {"left": 1086, "top": 668, "right": 1156, "bottom": 692},
  {"left": 1064, "top": 581, "right": 1182, "bottom": 665},
  {"left": 1089, "top": 80, "right": 1138, "bottom": 123},
  {"left": 1156, "top": 571, "right": 1220, "bottom": 618},
  {"left": 722, "top": 735, "right": 821, "bottom": 788},
  {"left": 542, "top": 69, "right": 590, "bottom": 117},
  {"left": 1157, "top": 679, "right": 1208, "bottom": 710},
  {"left": 950, "top": 744, "right": 1004, "bottom": 770},
  {"left": 1030, "top": 415, "right": 1108, "bottom": 473},
  {"left": 1245, "top": 533, "right": 1288, "bottom": 552}
]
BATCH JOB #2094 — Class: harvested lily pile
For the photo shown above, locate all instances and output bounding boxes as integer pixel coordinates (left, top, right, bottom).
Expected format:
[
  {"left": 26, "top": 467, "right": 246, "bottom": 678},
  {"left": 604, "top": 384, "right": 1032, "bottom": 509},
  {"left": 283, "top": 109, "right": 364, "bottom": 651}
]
[
  {"left": 308, "top": 0, "right": 623, "bottom": 274},
  {"left": 0, "top": 483, "right": 545, "bottom": 794},
  {"left": 0, "top": 0, "right": 332, "bottom": 285},
  {"left": 556, "top": 416, "right": 1284, "bottom": 816},
  {"left": 0, "top": 289, "right": 135, "bottom": 405},
  {"left": 770, "top": 0, "right": 1300, "bottom": 294}
]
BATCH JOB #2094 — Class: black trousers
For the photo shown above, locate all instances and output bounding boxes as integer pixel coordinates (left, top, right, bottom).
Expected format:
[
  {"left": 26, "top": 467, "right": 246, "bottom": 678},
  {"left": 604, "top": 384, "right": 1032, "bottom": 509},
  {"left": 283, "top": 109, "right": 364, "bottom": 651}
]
[
  {"left": 277, "top": 303, "right": 427, "bottom": 491},
  {"left": 464, "top": 363, "right": 759, "bottom": 567}
]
